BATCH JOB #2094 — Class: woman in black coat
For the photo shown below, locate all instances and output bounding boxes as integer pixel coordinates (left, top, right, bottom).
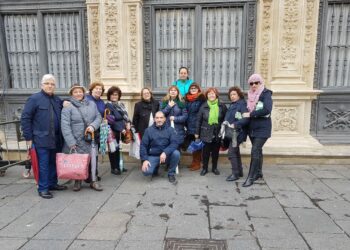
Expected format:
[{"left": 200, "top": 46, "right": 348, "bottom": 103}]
[
  {"left": 224, "top": 87, "right": 249, "bottom": 182},
  {"left": 132, "top": 87, "right": 159, "bottom": 138},
  {"left": 242, "top": 73, "right": 273, "bottom": 187},
  {"left": 195, "top": 87, "right": 227, "bottom": 176}
]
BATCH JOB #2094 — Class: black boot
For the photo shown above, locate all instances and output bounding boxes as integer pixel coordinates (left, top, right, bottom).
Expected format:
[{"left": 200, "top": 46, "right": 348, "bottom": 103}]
[
  {"left": 254, "top": 158, "right": 263, "bottom": 180},
  {"left": 200, "top": 167, "right": 208, "bottom": 176},
  {"left": 242, "top": 158, "right": 259, "bottom": 187},
  {"left": 108, "top": 152, "right": 120, "bottom": 175}
]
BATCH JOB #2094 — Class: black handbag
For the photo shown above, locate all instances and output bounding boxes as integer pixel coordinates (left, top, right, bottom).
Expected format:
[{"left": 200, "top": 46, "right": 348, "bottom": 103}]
[{"left": 224, "top": 125, "right": 238, "bottom": 147}]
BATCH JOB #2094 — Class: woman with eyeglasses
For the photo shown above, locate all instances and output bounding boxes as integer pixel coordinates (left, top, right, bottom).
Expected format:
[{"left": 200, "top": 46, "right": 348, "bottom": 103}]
[
  {"left": 172, "top": 67, "right": 194, "bottom": 97},
  {"left": 242, "top": 73, "right": 273, "bottom": 187},
  {"left": 184, "top": 82, "right": 206, "bottom": 171}
]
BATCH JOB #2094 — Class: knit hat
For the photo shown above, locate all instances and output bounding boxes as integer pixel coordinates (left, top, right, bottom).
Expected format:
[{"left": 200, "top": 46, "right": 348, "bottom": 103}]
[
  {"left": 69, "top": 84, "right": 87, "bottom": 95},
  {"left": 247, "top": 73, "right": 264, "bottom": 85}
]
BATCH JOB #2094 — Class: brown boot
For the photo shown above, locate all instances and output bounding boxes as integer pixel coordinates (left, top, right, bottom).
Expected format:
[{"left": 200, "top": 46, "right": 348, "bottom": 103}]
[
  {"left": 189, "top": 152, "right": 197, "bottom": 168},
  {"left": 190, "top": 151, "right": 201, "bottom": 171}
]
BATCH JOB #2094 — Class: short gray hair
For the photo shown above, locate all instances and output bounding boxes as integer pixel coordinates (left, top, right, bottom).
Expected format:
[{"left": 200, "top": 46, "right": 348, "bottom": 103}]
[{"left": 41, "top": 74, "right": 55, "bottom": 84}]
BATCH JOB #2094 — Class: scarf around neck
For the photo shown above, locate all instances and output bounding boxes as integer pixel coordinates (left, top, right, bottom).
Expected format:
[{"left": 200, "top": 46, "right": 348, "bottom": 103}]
[
  {"left": 108, "top": 101, "right": 130, "bottom": 122},
  {"left": 207, "top": 99, "right": 219, "bottom": 125},
  {"left": 247, "top": 84, "right": 265, "bottom": 112},
  {"left": 186, "top": 93, "right": 199, "bottom": 102}
]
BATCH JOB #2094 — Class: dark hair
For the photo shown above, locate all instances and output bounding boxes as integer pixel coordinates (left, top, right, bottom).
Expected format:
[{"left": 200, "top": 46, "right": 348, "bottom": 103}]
[
  {"left": 140, "top": 87, "right": 154, "bottom": 102},
  {"left": 89, "top": 81, "right": 105, "bottom": 95},
  {"left": 178, "top": 66, "right": 189, "bottom": 74},
  {"left": 107, "top": 86, "right": 122, "bottom": 101},
  {"left": 228, "top": 87, "right": 244, "bottom": 100},
  {"left": 205, "top": 87, "right": 219, "bottom": 99}
]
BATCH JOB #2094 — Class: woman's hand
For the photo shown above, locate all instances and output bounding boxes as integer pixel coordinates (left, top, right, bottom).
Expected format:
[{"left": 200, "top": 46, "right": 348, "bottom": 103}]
[
  {"left": 70, "top": 145, "right": 77, "bottom": 150},
  {"left": 63, "top": 101, "right": 71, "bottom": 108},
  {"left": 86, "top": 126, "right": 94, "bottom": 133},
  {"left": 126, "top": 122, "right": 131, "bottom": 130},
  {"left": 169, "top": 116, "right": 175, "bottom": 121},
  {"left": 168, "top": 100, "right": 175, "bottom": 107},
  {"left": 242, "top": 112, "right": 250, "bottom": 118}
]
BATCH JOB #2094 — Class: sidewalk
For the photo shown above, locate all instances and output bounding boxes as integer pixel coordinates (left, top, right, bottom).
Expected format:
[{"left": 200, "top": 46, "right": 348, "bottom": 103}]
[{"left": 0, "top": 162, "right": 350, "bottom": 250}]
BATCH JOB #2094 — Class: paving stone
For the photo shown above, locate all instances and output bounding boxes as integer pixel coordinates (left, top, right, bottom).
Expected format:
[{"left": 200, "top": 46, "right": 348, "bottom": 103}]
[
  {"left": 264, "top": 169, "right": 316, "bottom": 179},
  {"left": 68, "top": 240, "right": 116, "bottom": 250},
  {"left": 318, "top": 200, "right": 350, "bottom": 220},
  {"left": 273, "top": 190, "right": 315, "bottom": 208},
  {"left": 115, "top": 240, "right": 164, "bottom": 250},
  {"left": 239, "top": 185, "right": 274, "bottom": 200},
  {"left": 303, "top": 232, "right": 350, "bottom": 250},
  {"left": 292, "top": 178, "right": 342, "bottom": 201},
  {"left": 310, "top": 170, "right": 345, "bottom": 179},
  {"left": 335, "top": 220, "right": 350, "bottom": 235},
  {"left": 0, "top": 237, "right": 27, "bottom": 250},
  {"left": 285, "top": 208, "right": 342, "bottom": 233},
  {"left": 99, "top": 193, "right": 142, "bottom": 213},
  {"left": 247, "top": 198, "right": 287, "bottom": 219},
  {"left": 212, "top": 229, "right": 255, "bottom": 240},
  {"left": 20, "top": 239, "right": 72, "bottom": 250},
  {"left": 33, "top": 223, "right": 85, "bottom": 240},
  {"left": 264, "top": 177, "right": 301, "bottom": 191},
  {"left": 121, "top": 225, "right": 166, "bottom": 241},
  {"left": 226, "top": 239, "right": 260, "bottom": 250},
  {"left": 129, "top": 209, "right": 170, "bottom": 227},
  {"left": 321, "top": 178, "right": 350, "bottom": 200},
  {"left": 0, "top": 184, "right": 32, "bottom": 199},
  {"left": 251, "top": 218, "right": 308, "bottom": 249},
  {"left": 210, "top": 205, "right": 251, "bottom": 231},
  {"left": 167, "top": 213, "right": 209, "bottom": 239},
  {"left": 77, "top": 226, "right": 126, "bottom": 241}
]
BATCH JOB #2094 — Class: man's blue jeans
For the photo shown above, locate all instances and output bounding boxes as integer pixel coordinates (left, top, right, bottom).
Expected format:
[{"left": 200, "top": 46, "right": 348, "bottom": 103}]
[
  {"left": 36, "top": 148, "right": 58, "bottom": 192},
  {"left": 143, "top": 150, "right": 180, "bottom": 177}
]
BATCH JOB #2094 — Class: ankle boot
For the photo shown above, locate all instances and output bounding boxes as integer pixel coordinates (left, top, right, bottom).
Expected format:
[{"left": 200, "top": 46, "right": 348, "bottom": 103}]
[
  {"left": 254, "top": 158, "right": 263, "bottom": 180},
  {"left": 73, "top": 180, "right": 81, "bottom": 191},
  {"left": 190, "top": 151, "right": 201, "bottom": 171},
  {"left": 200, "top": 167, "right": 208, "bottom": 176},
  {"left": 242, "top": 158, "right": 259, "bottom": 187}
]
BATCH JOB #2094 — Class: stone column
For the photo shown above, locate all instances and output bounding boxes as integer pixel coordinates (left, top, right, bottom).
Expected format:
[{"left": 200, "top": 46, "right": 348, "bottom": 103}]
[
  {"left": 255, "top": 0, "right": 322, "bottom": 148},
  {"left": 86, "top": 0, "right": 143, "bottom": 114}
]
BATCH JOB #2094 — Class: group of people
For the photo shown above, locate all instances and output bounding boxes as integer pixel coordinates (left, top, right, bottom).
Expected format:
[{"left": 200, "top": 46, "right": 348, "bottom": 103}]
[{"left": 21, "top": 67, "right": 272, "bottom": 199}]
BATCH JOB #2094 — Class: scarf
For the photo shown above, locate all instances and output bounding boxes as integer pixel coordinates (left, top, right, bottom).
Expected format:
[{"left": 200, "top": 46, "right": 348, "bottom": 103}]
[
  {"left": 186, "top": 93, "right": 199, "bottom": 102},
  {"left": 161, "top": 98, "right": 185, "bottom": 109},
  {"left": 247, "top": 84, "right": 265, "bottom": 112},
  {"left": 108, "top": 101, "right": 130, "bottom": 122},
  {"left": 207, "top": 99, "right": 219, "bottom": 125}
]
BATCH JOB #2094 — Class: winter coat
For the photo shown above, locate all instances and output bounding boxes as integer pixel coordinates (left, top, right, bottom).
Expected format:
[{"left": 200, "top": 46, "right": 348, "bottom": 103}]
[
  {"left": 185, "top": 94, "right": 206, "bottom": 135},
  {"left": 224, "top": 99, "right": 249, "bottom": 144},
  {"left": 248, "top": 88, "right": 273, "bottom": 138},
  {"left": 140, "top": 123, "right": 179, "bottom": 161},
  {"left": 132, "top": 99, "right": 159, "bottom": 138},
  {"left": 61, "top": 97, "right": 101, "bottom": 154},
  {"left": 21, "top": 90, "right": 63, "bottom": 149},
  {"left": 105, "top": 102, "right": 128, "bottom": 134},
  {"left": 85, "top": 94, "right": 105, "bottom": 117},
  {"left": 161, "top": 101, "right": 188, "bottom": 144},
  {"left": 172, "top": 79, "right": 193, "bottom": 97},
  {"left": 196, "top": 101, "right": 227, "bottom": 143}
]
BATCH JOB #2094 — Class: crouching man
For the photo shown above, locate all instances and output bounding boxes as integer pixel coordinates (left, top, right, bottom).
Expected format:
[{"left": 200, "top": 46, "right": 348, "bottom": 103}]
[{"left": 140, "top": 111, "right": 180, "bottom": 183}]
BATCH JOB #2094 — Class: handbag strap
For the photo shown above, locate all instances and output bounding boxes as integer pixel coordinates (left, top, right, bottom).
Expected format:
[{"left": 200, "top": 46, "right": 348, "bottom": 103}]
[{"left": 72, "top": 103, "right": 89, "bottom": 129}]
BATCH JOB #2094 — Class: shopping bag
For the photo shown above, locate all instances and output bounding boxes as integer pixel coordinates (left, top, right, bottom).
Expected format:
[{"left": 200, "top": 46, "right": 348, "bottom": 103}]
[
  {"left": 187, "top": 140, "right": 204, "bottom": 153},
  {"left": 129, "top": 132, "right": 141, "bottom": 159},
  {"left": 107, "top": 128, "right": 118, "bottom": 153},
  {"left": 99, "top": 109, "right": 110, "bottom": 155},
  {"left": 56, "top": 151, "right": 90, "bottom": 180}
]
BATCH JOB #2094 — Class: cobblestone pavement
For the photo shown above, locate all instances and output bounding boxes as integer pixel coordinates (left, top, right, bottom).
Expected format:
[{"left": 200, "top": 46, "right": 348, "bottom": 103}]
[{"left": 1, "top": 162, "right": 350, "bottom": 250}]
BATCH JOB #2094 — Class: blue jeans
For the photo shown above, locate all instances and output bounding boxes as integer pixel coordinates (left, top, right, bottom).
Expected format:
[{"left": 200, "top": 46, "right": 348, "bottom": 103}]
[
  {"left": 143, "top": 150, "right": 180, "bottom": 177},
  {"left": 36, "top": 148, "right": 58, "bottom": 192}
]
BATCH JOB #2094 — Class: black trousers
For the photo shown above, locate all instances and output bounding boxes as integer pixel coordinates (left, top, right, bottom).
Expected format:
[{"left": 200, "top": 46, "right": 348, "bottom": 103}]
[
  {"left": 201, "top": 139, "right": 221, "bottom": 170},
  {"left": 108, "top": 148, "right": 120, "bottom": 171},
  {"left": 249, "top": 137, "right": 268, "bottom": 176},
  {"left": 228, "top": 144, "right": 243, "bottom": 175}
]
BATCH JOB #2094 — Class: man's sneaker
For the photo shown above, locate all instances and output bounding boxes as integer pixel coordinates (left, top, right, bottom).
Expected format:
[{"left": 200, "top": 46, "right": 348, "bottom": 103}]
[{"left": 168, "top": 175, "right": 176, "bottom": 183}]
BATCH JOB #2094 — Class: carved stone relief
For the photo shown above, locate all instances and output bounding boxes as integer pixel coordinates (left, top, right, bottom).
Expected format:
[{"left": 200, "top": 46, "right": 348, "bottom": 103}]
[
  {"left": 128, "top": 5, "right": 138, "bottom": 85},
  {"left": 280, "top": 0, "right": 299, "bottom": 70},
  {"left": 88, "top": 5, "right": 101, "bottom": 80},
  {"left": 259, "top": 0, "right": 272, "bottom": 83},
  {"left": 323, "top": 105, "right": 350, "bottom": 131},
  {"left": 274, "top": 107, "right": 298, "bottom": 132},
  {"left": 104, "top": 0, "right": 120, "bottom": 71}
]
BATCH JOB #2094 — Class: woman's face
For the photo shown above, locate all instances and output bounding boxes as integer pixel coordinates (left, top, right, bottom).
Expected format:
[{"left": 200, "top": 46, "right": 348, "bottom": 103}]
[
  {"left": 72, "top": 88, "right": 84, "bottom": 101},
  {"left": 207, "top": 91, "right": 217, "bottom": 101},
  {"left": 189, "top": 86, "right": 199, "bottom": 94},
  {"left": 169, "top": 88, "right": 178, "bottom": 99},
  {"left": 179, "top": 68, "right": 188, "bottom": 80},
  {"left": 230, "top": 90, "right": 240, "bottom": 102},
  {"left": 110, "top": 92, "right": 119, "bottom": 102},
  {"left": 142, "top": 89, "right": 151, "bottom": 101},
  {"left": 250, "top": 81, "right": 261, "bottom": 92},
  {"left": 91, "top": 85, "right": 103, "bottom": 99}
]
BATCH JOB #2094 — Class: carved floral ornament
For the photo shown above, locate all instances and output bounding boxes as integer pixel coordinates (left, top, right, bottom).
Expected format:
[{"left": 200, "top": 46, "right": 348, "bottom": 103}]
[
  {"left": 128, "top": 5, "right": 138, "bottom": 85},
  {"left": 89, "top": 5, "right": 101, "bottom": 80},
  {"left": 274, "top": 107, "right": 298, "bottom": 132}
]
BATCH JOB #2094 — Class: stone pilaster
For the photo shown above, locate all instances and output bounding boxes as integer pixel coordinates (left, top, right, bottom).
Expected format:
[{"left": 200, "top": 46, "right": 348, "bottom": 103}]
[{"left": 256, "top": 0, "right": 322, "bottom": 147}]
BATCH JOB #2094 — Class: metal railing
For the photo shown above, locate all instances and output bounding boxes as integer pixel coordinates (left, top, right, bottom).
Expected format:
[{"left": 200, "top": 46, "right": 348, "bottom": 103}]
[{"left": 0, "top": 120, "right": 27, "bottom": 175}]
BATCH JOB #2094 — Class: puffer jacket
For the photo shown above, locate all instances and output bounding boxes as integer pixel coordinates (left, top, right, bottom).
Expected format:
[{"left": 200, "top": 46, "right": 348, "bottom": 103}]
[
  {"left": 140, "top": 123, "right": 179, "bottom": 161},
  {"left": 161, "top": 100, "right": 188, "bottom": 144},
  {"left": 224, "top": 99, "right": 249, "bottom": 144},
  {"left": 61, "top": 97, "right": 101, "bottom": 154},
  {"left": 248, "top": 88, "right": 273, "bottom": 138},
  {"left": 185, "top": 94, "right": 205, "bottom": 135},
  {"left": 196, "top": 101, "right": 227, "bottom": 143}
]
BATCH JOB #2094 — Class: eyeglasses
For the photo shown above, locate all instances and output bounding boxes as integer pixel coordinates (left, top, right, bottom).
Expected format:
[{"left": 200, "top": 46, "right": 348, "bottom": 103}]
[
  {"left": 43, "top": 82, "right": 55, "bottom": 86},
  {"left": 250, "top": 81, "right": 260, "bottom": 86},
  {"left": 190, "top": 87, "right": 198, "bottom": 90}
]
